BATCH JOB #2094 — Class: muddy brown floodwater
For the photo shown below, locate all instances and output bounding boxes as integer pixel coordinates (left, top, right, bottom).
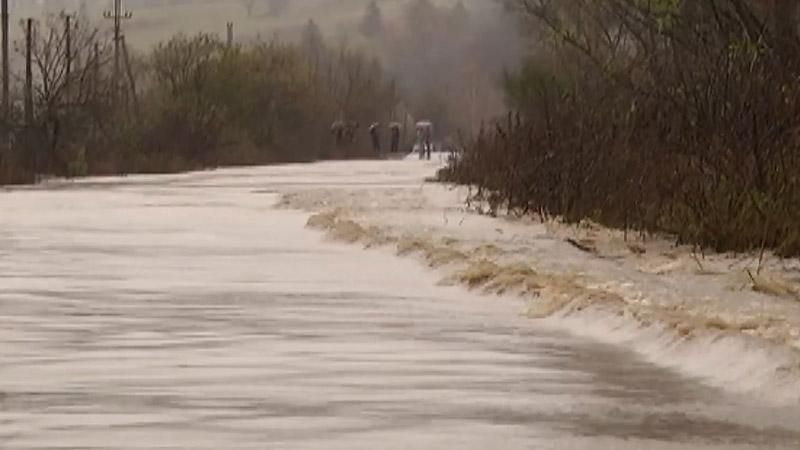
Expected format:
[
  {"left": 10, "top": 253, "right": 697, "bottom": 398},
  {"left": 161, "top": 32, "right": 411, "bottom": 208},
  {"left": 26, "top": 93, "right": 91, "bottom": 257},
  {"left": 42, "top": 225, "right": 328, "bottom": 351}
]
[{"left": 1, "top": 164, "right": 799, "bottom": 449}]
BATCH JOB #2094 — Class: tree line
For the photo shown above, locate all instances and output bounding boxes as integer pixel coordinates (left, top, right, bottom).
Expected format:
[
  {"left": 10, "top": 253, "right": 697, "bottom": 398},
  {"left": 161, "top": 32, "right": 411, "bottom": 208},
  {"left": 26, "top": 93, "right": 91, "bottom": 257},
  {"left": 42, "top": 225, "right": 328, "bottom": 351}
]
[
  {"left": 0, "top": 12, "right": 400, "bottom": 185},
  {"left": 439, "top": 0, "right": 800, "bottom": 257}
]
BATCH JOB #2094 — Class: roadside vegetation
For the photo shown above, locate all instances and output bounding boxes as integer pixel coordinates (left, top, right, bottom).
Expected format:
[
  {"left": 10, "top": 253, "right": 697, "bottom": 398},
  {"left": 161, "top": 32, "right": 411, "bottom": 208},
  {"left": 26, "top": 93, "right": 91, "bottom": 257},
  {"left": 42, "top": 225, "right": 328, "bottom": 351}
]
[
  {"left": 0, "top": 0, "right": 513, "bottom": 186},
  {"left": 439, "top": 0, "right": 800, "bottom": 257},
  {"left": 0, "top": 14, "right": 398, "bottom": 184}
]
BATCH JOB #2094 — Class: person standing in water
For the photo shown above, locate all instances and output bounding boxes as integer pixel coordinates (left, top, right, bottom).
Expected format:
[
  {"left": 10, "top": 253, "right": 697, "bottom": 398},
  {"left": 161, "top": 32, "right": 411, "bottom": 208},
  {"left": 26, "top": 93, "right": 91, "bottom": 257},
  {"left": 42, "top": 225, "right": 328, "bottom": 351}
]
[
  {"left": 388, "top": 122, "right": 401, "bottom": 153},
  {"left": 331, "top": 120, "right": 345, "bottom": 146},
  {"left": 369, "top": 122, "right": 381, "bottom": 154},
  {"left": 416, "top": 121, "right": 433, "bottom": 160}
]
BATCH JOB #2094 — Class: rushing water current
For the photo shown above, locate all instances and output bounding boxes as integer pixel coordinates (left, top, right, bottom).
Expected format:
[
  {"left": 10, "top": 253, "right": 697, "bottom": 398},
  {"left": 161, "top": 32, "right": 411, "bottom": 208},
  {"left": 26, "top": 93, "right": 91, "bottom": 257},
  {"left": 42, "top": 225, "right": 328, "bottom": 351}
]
[{"left": 1, "top": 164, "right": 799, "bottom": 449}]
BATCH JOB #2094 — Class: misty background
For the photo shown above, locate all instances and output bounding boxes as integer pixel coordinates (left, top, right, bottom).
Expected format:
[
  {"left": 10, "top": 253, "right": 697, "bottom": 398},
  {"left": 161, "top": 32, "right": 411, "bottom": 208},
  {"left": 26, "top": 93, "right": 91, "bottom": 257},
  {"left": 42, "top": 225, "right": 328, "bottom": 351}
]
[{"left": 9, "top": 0, "right": 526, "bottom": 136}]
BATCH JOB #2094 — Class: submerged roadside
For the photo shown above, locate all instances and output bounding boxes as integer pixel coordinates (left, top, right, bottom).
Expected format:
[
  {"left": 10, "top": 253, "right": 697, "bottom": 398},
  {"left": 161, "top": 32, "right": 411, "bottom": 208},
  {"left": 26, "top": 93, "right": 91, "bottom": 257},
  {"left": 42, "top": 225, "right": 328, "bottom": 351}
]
[
  {"left": 276, "top": 158, "right": 800, "bottom": 406},
  {"left": 5, "top": 162, "right": 800, "bottom": 449}
]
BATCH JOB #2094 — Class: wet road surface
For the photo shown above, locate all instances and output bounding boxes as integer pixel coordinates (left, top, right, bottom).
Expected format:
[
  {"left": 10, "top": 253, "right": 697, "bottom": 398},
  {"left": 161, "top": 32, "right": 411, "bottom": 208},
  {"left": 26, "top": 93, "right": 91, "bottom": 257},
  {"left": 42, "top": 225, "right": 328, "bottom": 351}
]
[{"left": 1, "top": 165, "right": 799, "bottom": 449}]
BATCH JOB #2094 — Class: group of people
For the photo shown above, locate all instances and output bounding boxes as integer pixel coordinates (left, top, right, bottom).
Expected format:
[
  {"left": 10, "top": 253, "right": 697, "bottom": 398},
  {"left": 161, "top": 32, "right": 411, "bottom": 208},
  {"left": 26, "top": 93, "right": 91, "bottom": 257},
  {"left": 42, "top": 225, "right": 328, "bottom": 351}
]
[
  {"left": 330, "top": 120, "right": 403, "bottom": 154},
  {"left": 415, "top": 121, "right": 433, "bottom": 160},
  {"left": 368, "top": 122, "right": 403, "bottom": 154},
  {"left": 330, "top": 119, "right": 434, "bottom": 160},
  {"left": 330, "top": 120, "right": 361, "bottom": 147}
]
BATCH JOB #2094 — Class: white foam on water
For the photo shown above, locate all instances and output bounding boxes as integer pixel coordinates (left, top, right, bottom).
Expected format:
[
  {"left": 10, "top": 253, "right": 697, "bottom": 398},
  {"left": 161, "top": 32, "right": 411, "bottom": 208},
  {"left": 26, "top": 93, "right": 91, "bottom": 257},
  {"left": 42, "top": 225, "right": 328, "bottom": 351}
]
[
  {"left": 544, "top": 308, "right": 800, "bottom": 406},
  {"left": 5, "top": 160, "right": 800, "bottom": 448},
  {"left": 272, "top": 159, "right": 800, "bottom": 408}
]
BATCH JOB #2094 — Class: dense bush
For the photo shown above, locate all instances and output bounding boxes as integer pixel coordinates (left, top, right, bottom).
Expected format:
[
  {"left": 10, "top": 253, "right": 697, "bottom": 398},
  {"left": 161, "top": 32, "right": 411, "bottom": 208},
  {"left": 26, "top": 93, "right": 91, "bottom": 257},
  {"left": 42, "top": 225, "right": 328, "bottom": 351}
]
[
  {"left": 0, "top": 16, "right": 398, "bottom": 183},
  {"left": 440, "top": 0, "right": 800, "bottom": 256}
]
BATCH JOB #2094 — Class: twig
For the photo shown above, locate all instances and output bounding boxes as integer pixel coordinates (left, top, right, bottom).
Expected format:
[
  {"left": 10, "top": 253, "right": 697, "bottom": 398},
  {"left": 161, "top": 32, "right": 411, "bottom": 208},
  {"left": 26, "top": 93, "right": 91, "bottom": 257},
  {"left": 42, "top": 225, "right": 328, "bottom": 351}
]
[
  {"left": 756, "top": 220, "right": 769, "bottom": 275},
  {"left": 565, "top": 237, "right": 595, "bottom": 254},
  {"left": 746, "top": 268, "right": 757, "bottom": 284},
  {"left": 691, "top": 246, "right": 705, "bottom": 272}
]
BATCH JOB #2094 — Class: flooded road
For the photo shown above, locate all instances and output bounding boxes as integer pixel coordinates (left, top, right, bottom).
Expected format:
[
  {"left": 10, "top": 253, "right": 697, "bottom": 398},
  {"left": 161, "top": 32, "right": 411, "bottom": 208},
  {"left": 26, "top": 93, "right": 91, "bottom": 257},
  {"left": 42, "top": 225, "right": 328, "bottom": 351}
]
[{"left": 1, "top": 164, "right": 799, "bottom": 449}]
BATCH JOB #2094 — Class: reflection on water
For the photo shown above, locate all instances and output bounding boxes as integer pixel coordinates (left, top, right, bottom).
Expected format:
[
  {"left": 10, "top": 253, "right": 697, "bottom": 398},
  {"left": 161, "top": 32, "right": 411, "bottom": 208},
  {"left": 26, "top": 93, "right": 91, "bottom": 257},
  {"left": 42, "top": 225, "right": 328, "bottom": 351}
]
[{"left": 1, "top": 165, "right": 799, "bottom": 449}]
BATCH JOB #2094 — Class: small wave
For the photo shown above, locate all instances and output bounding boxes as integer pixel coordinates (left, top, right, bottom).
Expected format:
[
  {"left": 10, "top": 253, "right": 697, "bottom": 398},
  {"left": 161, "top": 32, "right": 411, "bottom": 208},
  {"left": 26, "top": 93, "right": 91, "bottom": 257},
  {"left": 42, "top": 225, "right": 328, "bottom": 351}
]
[
  {"left": 547, "top": 310, "right": 800, "bottom": 405},
  {"left": 296, "top": 201, "right": 800, "bottom": 407}
]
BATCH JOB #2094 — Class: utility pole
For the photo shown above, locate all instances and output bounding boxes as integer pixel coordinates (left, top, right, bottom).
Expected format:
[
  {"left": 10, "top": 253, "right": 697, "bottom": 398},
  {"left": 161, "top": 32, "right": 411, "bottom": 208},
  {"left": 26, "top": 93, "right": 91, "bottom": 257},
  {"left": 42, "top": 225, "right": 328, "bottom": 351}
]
[
  {"left": 89, "top": 40, "right": 100, "bottom": 165},
  {"left": 24, "top": 17, "right": 33, "bottom": 175},
  {"left": 24, "top": 18, "right": 32, "bottom": 127},
  {"left": 470, "top": 65, "right": 477, "bottom": 139},
  {"left": 120, "top": 35, "right": 139, "bottom": 117},
  {"left": 93, "top": 42, "right": 100, "bottom": 96},
  {"left": 227, "top": 22, "right": 234, "bottom": 47},
  {"left": 1, "top": 0, "right": 8, "bottom": 120},
  {"left": 63, "top": 13, "right": 73, "bottom": 104},
  {"left": 103, "top": 0, "right": 132, "bottom": 107}
]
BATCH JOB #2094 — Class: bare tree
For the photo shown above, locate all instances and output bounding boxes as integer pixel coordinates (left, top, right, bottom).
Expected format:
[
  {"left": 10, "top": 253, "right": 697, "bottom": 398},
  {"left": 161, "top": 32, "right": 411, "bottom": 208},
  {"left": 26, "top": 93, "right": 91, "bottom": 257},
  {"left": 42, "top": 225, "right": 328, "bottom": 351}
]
[{"left": 18, "top": 14, "right": 109, "bottom": 175}]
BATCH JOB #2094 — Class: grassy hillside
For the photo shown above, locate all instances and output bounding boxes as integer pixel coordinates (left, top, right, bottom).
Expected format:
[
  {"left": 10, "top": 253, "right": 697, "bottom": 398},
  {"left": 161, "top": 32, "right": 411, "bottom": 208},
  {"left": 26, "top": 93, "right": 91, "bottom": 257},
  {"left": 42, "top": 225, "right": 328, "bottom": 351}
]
[{"left": 54, "top": 0, "right": 483, "bottom": 49}]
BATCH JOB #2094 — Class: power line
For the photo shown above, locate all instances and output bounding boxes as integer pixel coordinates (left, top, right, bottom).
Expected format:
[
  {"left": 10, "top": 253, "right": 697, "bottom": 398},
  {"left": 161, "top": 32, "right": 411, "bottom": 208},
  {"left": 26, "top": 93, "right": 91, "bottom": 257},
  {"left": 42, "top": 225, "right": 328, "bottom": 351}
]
[{"left": 103, "top": 0, "right": 132, "bottom": 107}]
